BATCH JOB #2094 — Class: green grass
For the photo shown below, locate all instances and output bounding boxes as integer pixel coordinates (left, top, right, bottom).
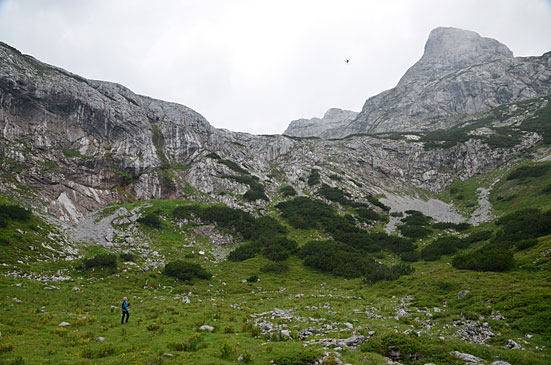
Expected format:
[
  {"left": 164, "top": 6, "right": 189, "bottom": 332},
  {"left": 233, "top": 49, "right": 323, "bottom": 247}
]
[{"left": 1, "top": 194, "right": 551, "bottom": 364}]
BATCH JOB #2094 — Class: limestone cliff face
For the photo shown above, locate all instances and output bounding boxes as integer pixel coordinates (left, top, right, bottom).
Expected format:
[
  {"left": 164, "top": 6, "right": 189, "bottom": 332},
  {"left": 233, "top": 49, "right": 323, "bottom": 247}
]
[
  {"left": 283, "top": 27, "right": 551, "bottom": 138},
  {"left": 283, "top": 108, "right": 358, "bottom": 138},
  {"left": 0, "top": 41, "right": 544, "bottom": 223}
]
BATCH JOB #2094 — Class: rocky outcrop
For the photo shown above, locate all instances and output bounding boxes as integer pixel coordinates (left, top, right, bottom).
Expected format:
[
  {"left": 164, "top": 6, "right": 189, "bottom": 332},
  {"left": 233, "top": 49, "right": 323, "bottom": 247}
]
[
  {"left": 283, "top": 27, "right": 551, "bottom": 138},
  {"left": 283, "top": 108, "right": 358, "bottom": 138},
  {"left": 0, "top": 41, "right": 545, "bottom": 223}
]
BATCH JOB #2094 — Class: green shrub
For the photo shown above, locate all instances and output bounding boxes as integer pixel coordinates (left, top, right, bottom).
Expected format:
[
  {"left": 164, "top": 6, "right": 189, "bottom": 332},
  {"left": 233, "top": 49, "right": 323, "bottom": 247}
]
[
  {"left": 507, "top": 165, "right": 551, "bottom": 180},
  {"left": 243, "top": 189, "right": 269, "bottom": 201},
  {"left": 317, "top": 184, "right": 350, "bottom": 205},
  {"left": 219, "top": 159, "right": 249, "bottom": 174},
  {"left": 400, "top": 251, "right": 420, "bottom": 262},
  {"left": 495, "top": 209, "right": 551, "bottom": 242},
  {"left": 398, "top": 225, "right": 432, "bottom": 239},
  {"left": 218, "top": 341, "right": 237, "bottom": 360},
  {"left": 260, "top": 262, "right": 290, "bottom": 274},
  {"left": 465, "top": 230, "right": 493, "bottom": 243},
  {"left": 246, "top": 275, "right": 259, "bottom": 282},
  {"left": 356, "top": 207, "right": 381, "bottom": 220},
  {"left": 516, "top": 239, "right": 538, "bottom": 251},
  {"left": 164, "top": 260, "right": 212, "bottom": 281},
  {"left": 137, "top": 213, "right": 162, "bottom": 229},
  {"left": 453, "top": 249, "right": 515, "bottom": 271},
  {"left": 401, "top": 210, "right": 432, "bottom": 226},
  {"left": 432, "top": 221, "right": 470, "bottom": 231},
  {"left": 0, "top": 204, "right": 31, "bottom": 221},
  {"left": 329, "top": 174, "right": 343, "bottom": 181},
  {"left": 280, "top": 185, "right": 297, "bottom": 197},
  {"left": 307, "top": 169, "right": 321, "bottom": 186},
  {"left": 271, "top": 349, "right": 322, "bottom": 365},
  {"left": 119, "top": 253, "right": 135, "bottom": 262},
  {"left": 542, "top": 183, "right": 551, "bottom": 194},
  {"left": 228, "top": 243, "right": 261, "bottom": 262},
  {"left": 63, "top": 149, "right": 83, "bottom": 158},
  {"left": 420, "top": 236, "right": 465, "bottom": 261},
  {"left": 83, "top": 254, "right": 117, "bottom": 269},
  {"left": 366, "top": 195, "right": 390, "bottom": 211}
]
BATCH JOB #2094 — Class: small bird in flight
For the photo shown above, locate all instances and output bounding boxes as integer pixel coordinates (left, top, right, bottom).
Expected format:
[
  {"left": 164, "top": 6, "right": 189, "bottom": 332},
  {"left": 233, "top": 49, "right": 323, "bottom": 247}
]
[{"left": 345, "top": 59, "right": 350, "bottom": 64}]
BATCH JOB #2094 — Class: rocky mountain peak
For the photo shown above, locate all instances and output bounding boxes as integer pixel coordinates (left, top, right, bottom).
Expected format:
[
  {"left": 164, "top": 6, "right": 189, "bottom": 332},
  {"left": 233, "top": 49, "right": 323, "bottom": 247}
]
[{"left": 398, "top": 27, "right": 514, "bottom": 85}]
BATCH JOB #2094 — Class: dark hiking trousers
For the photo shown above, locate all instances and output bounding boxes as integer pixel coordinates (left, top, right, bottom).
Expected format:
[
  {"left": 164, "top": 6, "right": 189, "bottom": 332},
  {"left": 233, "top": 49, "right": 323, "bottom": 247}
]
[{"left": 121, "top": 310, "right": 129, "bottom": 324}]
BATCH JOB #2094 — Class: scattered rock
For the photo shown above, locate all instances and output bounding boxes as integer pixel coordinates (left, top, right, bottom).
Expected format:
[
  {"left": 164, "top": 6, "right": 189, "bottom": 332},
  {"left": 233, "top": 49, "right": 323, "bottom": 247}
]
[
  {"left": 199, "top": 325, "right": 214, "bottom": 332},
  {"left": 72, "top": 287, "right": 80, "bottom": 291},
  {"left": 182, "top": 296, "right": 190, "bottom": 304},
  {"left": 490, "top": 362, "right": 511, "bottom": 365},
  {"left": 506, "top": 339, "right": 522, "bottom": 350},
  {"left": 450, "top": 351, "right": 484, "bottom": 364},
  {"left": 96, "top": 337, "right": 105, "bottom": 342},
  {"left": 281, "top": 330, "right": 291, "bottom": 337},
  {"left": 58, "top": 322, "right": 71, "bottom": 327},
  {"left": 458, "top": 290, "right": 470, "bottom": 299},
  {"left": 12, "top": 297, "right": 22, "bottom": 303},
  {"left": 163, "top": 353, "right": 174, "bottom": 357}
]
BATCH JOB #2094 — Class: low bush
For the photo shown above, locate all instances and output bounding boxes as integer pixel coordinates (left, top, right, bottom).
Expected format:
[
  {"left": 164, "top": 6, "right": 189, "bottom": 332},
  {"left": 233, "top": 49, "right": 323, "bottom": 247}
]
[
  {"left": 280, "top": 185, "right": 297, "bottom": 197},
  {"left": 317, "top": 184, "right": 350, "bottom": 205},
  {"left": 137, "top": 213, "right": 162, "bottom": 229},
  {"left": 246, "top": 275, "right": 259, "bottom": 282},
  {"left": 227, "top": 243, "right": 261, "bottom": 262},
  {"left": 164, "top": 260, "right": 212, "bottom": 281},
  {"left": 495, "top": 209, "right": 551, "bottom": 242},
  {"left": 400, "top": 251, "right": 420, "bottom": 262},
  {"left": 307, "top": 169, "right": 321, "bottom": 186},
  {"left": 453, "top": 249, "right": 515, "bottom": 271},
  {"left": 507, "top": 164, "right": 551, "bottom": 180},
  {"left": 119, "top": 253, "right": 135, "bottom": 262},
  {"left": 516, "top": 239, "right": 538, "bottom": 251},
  {"left": 432, "top": 221, "right": 470, "bottom": 231},
  {"left": 366, "top": 195, "right": 390, "bottom": 211},
  {"left": 0, "top": 204, "right": 31, "bottom": 221},
  {"left": 542, "top": 183, "right": 551, "bottom": 194},
  {"left": 356, "top": 207, "right": 381, "bottom": 220},
  {"left": 401, "top": 210, "right": 432, "bottom": 226},
  {"left": 83, "top": 254, "right": 117, "bottom": 269},
  {"left": 271, "top": 349, "right": 322, "bottom": 365},
  {"left": 243, "top": 189, "right": 269, "bottom": 202},
  {"left": 398, "top": 225, "right": 432, "bottom": 239},
  {"left": 464, "top": 230, "right": 493, "bottom": 243},
  {"left": 420, "top": 236, "right": 466, "bottom": 261}
]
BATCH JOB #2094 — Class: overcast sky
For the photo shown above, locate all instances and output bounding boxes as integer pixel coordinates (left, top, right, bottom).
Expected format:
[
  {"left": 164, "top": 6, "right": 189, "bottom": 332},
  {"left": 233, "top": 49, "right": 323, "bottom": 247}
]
[{"left": 1, "top": 1, "right": 550, "bottom": 134}]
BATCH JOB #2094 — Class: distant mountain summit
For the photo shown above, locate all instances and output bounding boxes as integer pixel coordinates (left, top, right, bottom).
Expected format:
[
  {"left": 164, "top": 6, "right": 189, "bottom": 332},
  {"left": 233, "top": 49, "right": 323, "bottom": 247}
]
[
  {"left": 398, "top": 27, "right": 514, "bottom": 85},
  {"left": 284, "top": 27, "right": 551, "bottom": 138}
]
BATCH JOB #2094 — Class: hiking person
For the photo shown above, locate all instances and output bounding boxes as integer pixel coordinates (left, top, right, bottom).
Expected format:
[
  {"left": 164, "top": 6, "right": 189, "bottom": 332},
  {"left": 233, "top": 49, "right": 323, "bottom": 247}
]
[{"left": 121, "top": 297, "right": 130, "bottom": 324}]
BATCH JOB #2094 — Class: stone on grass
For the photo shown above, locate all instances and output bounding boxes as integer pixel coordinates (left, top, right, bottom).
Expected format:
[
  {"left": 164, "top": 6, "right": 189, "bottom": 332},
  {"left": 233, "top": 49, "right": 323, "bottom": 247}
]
[
  {"left": 12, "top": 297, "right": 22, "bottom": 303},
  {"left": 199, "top": 325, "right": 214, "bottom": 332},
  {"left": 450, "top": 351, "right": 484, "bottom": 364},
  {"left": 280, "top": 330, "right": 291, "bottom": 337},
  {"left": 490, "top": 362, "right": 511, "bottom": 365},
  {"left": 58, "top": 322, "right": 71, "bottom": 327},
  {"left": 506, "top": 339, "right": 522, "bottom": 350},
  {"left": 96, "top": 337, "right": 105, "bottom": 342},
  {"left": 163, "top": 353, "right": 174, "bottom": 357},
  {"left": 457, "top": 290, "right": 470, "bottom": 299}
]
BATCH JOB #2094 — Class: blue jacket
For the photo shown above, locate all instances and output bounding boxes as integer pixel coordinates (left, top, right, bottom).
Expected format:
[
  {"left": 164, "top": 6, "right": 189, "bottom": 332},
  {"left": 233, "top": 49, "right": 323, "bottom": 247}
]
[{"left": 122, "top": 300, "right": 129, "bottom": 312}]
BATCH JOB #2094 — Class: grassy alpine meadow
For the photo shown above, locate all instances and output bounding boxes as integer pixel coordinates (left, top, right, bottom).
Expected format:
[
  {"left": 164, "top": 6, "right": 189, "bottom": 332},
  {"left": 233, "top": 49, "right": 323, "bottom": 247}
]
[{"left": 1, "top": 184, "right": 551, "bottom": 364}]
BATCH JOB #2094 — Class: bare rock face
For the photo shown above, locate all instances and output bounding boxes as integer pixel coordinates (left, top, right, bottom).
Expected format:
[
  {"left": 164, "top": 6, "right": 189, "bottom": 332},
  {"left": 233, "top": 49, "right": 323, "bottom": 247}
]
[
  {"left": 283, "top": 27, "right": 551, "bottom": 138},
  {"left": 283, "top": 108, "right": 358, "bottom": 138},
  {"left": 0, "top": 40, "right": 545, "bottom": 224},
  {"left": 398, "top": 27, "right": 514, "bottom": 86}
]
